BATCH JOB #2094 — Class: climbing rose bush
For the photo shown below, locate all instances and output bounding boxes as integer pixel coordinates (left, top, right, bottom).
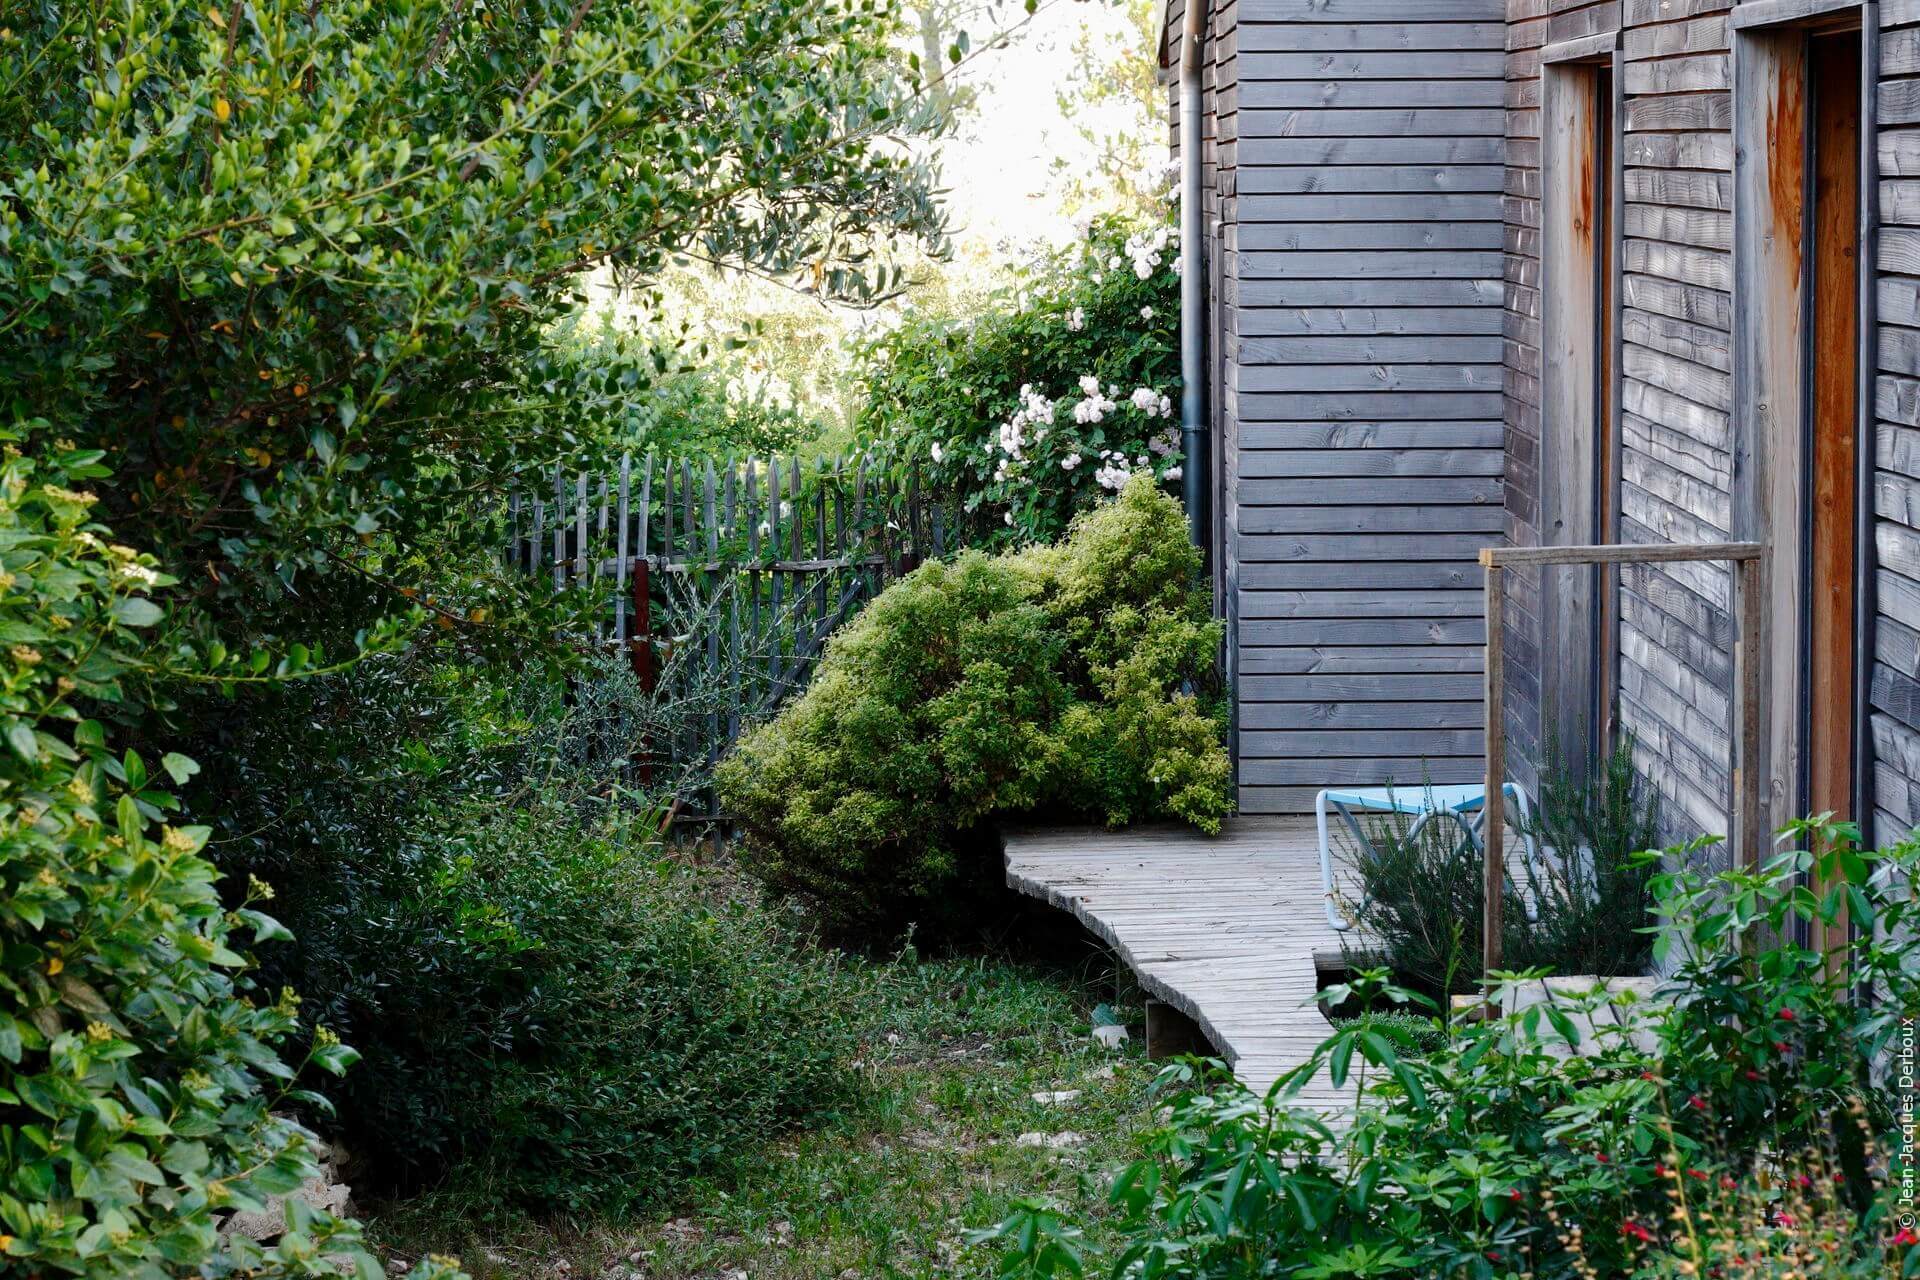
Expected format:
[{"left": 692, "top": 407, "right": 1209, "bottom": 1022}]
[
  {"left": 719, "top": 477, "right": 1229, "bottom": 934},
  {"left": 859, "top": 214, "right": 1182, "bottom": 544}
]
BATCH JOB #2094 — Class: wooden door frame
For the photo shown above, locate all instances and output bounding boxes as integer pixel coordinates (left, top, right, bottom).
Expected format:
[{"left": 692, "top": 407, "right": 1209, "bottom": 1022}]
[
  {"left": 1731, "top": 4, "right": 1878, "bottom": 844},
  {"left": 1539, "top": 41, "right": 1624, "bottom": 780}
]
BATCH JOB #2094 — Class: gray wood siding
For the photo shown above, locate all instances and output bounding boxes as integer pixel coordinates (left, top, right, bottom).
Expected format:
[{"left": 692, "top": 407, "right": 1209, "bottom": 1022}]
[
  {"left": 1499, "top": 0, "right": 1920, "bottom": 846},
  {"left": 1505, "top": 0, "right": 1740, "bottom": 842},
  {"left": 1225, "top": 1, "right": 1508, "bottom": 814},
  {"left": 1876, "top": 0, "right": 1920, "bottom": 841},
  {"left": 1181, "top": 0, "right": 1920, "bottom": 833}
]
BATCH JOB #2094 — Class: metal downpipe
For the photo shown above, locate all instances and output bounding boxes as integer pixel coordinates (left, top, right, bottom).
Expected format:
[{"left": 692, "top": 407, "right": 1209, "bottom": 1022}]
[{"left": 1178, "top": 0, "right": 1210, "bottom": 560}]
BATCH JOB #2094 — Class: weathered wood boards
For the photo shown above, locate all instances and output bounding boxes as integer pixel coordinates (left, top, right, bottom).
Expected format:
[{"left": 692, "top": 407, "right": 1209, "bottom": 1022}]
[
  {"left": 1003, "top": 819, "right": 1361, "bottom": 1106},
  {"left": 1225, "top": 0, "right": 1507, "bottom": 813}
]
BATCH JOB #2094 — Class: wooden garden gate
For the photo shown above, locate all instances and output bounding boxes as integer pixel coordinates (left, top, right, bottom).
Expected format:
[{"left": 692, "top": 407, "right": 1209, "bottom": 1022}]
[{"left": 507, "top": 451, "right": 964, "bottom": 818}]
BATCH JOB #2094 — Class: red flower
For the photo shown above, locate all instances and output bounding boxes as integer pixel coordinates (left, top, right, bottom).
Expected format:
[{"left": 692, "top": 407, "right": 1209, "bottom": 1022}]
[
  {"left": 1509, "top": 1188, "right": 1523, "bottom": 1202},
  {"left": 1687, "top": 1168, "right": 1708, "bottom": 1181},
  {"left": 1687, "top": 1094, "right": 1708, "bottom": 1112},
  {"left": 1774, "top": 1041, "right": 1791, "bottom": 1053},
  {"left": 1744, "top": 1069, "right": 1761, "bottom": 1081},
  {"left": 1777, "top": 1007, "right": 1796, "bottom": 1022},
  {"left": 1622, "top": 1220, "right": 1655, "bottom": 1243},
  {"left": 1891, "top": 1227, "right": 1919, "bottom": 1247},
  {"left": 1487, "top": 1250, "right": 1502, "bottom": 1263},
  {"left": 1596, "top": 1152, "right": 1610, "bottom": 1164},
  {"left": 1795, "top": 1175, "right": 1812, "bottom": 1190},
  {"left": 1720, "top": 1176, "right": 1737, "bottom": 1191},
  {"left": 1654, "top": 1162, "right": 1668, "bottom": 1177},
  {"left": 1640, "top": 1070, "right": 1656, "bottom": 1081}
]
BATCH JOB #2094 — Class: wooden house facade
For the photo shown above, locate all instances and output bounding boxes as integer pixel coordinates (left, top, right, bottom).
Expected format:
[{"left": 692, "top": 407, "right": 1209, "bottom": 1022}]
[{"left": 1165, "top": 0, "right": 1920, "bottom": 846}]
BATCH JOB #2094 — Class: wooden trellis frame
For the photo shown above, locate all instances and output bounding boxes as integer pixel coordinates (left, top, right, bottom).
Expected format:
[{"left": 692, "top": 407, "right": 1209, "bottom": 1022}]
[{"left": 1478, "top": 541, "right": 1768, "bottom": 975}]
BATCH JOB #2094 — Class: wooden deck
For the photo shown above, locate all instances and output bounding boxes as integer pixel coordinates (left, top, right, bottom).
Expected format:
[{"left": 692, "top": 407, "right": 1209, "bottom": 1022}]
[{"left": 1004, "top": 816, "right": 1358, "bottom": 1112}]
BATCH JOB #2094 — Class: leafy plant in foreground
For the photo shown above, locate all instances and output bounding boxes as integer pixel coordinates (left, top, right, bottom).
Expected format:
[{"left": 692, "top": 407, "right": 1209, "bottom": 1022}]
[
  {"left": 976, "top": 818, "right": 1920, "bottom": 1279},
  {"left": 0, "top": 446, "right": 449, "bottom": 1277}
]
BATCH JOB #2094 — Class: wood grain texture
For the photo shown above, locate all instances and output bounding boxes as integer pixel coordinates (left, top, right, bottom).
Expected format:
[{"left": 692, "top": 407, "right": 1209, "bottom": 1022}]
[{"left": 1003, "top": 821, "right": 1363, "bottom": 1104}]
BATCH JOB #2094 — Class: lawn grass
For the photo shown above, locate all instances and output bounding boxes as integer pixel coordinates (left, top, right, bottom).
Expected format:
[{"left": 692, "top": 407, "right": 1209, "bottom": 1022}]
[{"left": 371, "top": 938, "right": 1163, "bottom": 1279}]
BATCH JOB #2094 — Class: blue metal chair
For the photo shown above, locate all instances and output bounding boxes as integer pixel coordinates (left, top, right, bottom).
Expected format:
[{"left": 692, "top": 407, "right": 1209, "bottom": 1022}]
[{"left": 1315, "top": 782, "right": 1542, "bottom": 932}]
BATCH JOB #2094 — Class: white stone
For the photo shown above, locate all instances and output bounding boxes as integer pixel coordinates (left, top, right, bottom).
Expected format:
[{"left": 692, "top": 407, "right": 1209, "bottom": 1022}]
[
  {"left": 1030, "top": 1089, "right": 1081, "bottom": 1106},
  {"left": 1092, "top": 1023, "right": 1129, "bottom": 1049},
  {"left": 1015, "top": 1131, "right": 1086, "bottom": 1150}
]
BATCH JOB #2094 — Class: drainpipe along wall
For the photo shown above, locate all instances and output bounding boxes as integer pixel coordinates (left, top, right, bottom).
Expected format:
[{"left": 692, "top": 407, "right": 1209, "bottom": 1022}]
[{"left": 1178, "top": 0, "right": 1210, "bottom": 564}]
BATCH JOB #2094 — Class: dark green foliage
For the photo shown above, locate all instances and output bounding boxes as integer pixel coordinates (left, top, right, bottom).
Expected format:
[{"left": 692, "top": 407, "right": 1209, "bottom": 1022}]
[
  {"left": 1326, "top": 1009, "right": 1447, "bottom": 1059},
  {"left": 979, "top": 818, "right": 1920, "bottom": 1280},
  {"left": 301, "top": 805, "right": 855, "bottom": 1211},
  {"left": 1343, "top": 739, "right": 1664, "bottom": 996},
  {"left": 1337, "top": 793, "right": 1510, "bottom": 998},
  {"left": 0, "top": 0, "right": 945, "bottom": 1261},
  {"left": 719, "top": 478, "right": 1231, "bottom": 934},
  {"left": 1514, "top": 735, "right": 1663, "bottom": 978},
  {"left": 1, "top": 0, "right": 945, "bottom": 663},
  {"left": 213, "top": 654, "right": 860, "bottom": 1213},
  {"left": 0, "top": 448, "right": 421, "bottom": 1278},
  {"left": 859, "top": 216, "right": 1181, "bottom": 545}
]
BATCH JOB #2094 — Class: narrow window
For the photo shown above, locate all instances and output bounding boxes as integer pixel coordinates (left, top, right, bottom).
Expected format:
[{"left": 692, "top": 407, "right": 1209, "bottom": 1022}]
[
  {"left": 1541, "top": 57, "right": 1618, "bottom": 777},
  {"left": 1807, "top": 30, "right": 1861, "bottom": 826},
  {"left": 1734, "top": 18, "right": 1866, "bottom": 861}
]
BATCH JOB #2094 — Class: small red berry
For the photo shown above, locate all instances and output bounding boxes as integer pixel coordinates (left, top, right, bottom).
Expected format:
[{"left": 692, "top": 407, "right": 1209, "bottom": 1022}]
[
  {"left": 1777, "top": 1007, "right": 1796, "bottom": 1022},
  {"left": 1596, "top": 1151, "right": 1610, "bottom": 1164}
]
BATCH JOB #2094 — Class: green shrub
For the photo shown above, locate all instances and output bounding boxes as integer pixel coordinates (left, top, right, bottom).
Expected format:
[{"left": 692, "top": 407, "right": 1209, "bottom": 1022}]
[
  {"left": 293, "top": 804, "right": 858, "bottom": 1212},
  {"left": 719, "top": 477, "right": 1230, "bottom": 933},
  {"left": 859, "top": 215, "right": 1182, "bottom": 546},
  {"left": 1343, "top": 739, "right": 1664, "bottom": 996},
  {"left": 0, "top": 446, "right": 450, "bottom": 1278},
  {"left": 977, "top": 817, "right": 1920, "bottom": 1280},
  {"left": 1326, "top": 1009, "right": 1447, "bottom": 1059},
  {"left": 1514, "top": 735, "right": 1663, "bottom": 977},
  {"left": 208, "top": 653, "right": 861, "bottom": 1214}
]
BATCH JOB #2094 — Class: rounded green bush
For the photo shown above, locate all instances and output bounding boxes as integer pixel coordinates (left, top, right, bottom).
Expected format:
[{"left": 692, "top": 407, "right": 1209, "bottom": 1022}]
[{"left": 720, "top": 478, "right": 1231, "bottom": 934}]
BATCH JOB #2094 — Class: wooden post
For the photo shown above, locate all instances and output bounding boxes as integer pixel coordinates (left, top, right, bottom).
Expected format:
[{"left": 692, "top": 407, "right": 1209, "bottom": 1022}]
[
  {"left": 1482, "top": 552, "right": 1506, "bottom": 979},
  {"left": 1733, "top": 552, "right": 1765, "bottom": 872}
]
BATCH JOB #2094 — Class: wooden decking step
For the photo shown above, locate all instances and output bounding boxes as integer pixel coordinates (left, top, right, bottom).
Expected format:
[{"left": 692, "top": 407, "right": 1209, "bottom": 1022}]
[{"left": 1003, "top": 817, "right": 1362, "bottom": 1110}]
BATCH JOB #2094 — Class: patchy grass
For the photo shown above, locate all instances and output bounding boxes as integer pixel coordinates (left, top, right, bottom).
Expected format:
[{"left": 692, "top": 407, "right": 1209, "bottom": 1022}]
[{"left": 371, "top": 942, "right": 1161, "bottom": 1280}]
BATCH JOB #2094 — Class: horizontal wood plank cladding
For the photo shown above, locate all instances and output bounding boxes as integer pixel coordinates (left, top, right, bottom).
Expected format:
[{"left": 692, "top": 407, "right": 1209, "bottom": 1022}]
[
  {"left": 1226, "top": 9, "right": 1504, "bottom": 811},
  {"left": 1236, "top": 532, "right": 1504, "bottom": 560},
  {"left": 1238, "top": 107, "right": 1504, "bottom": 135},
  {"left": 1238, "top": 646, "right": 1484, "bottom": 675},
  {"left": 1238, "top": 164, "right": 1506, "bottom": 194},
  {"left": 1882, "top": 0, "right": 1920, "bottom": 836},
  {"left": 1239, "top": 0, "right": 1504, "bottom": 20},
  {"left": 1238, "top": 21, "right": 1506, "bottom": 50},
  {"left": 1237, "top": 221, "right": 1505, "bottom": 250}
]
